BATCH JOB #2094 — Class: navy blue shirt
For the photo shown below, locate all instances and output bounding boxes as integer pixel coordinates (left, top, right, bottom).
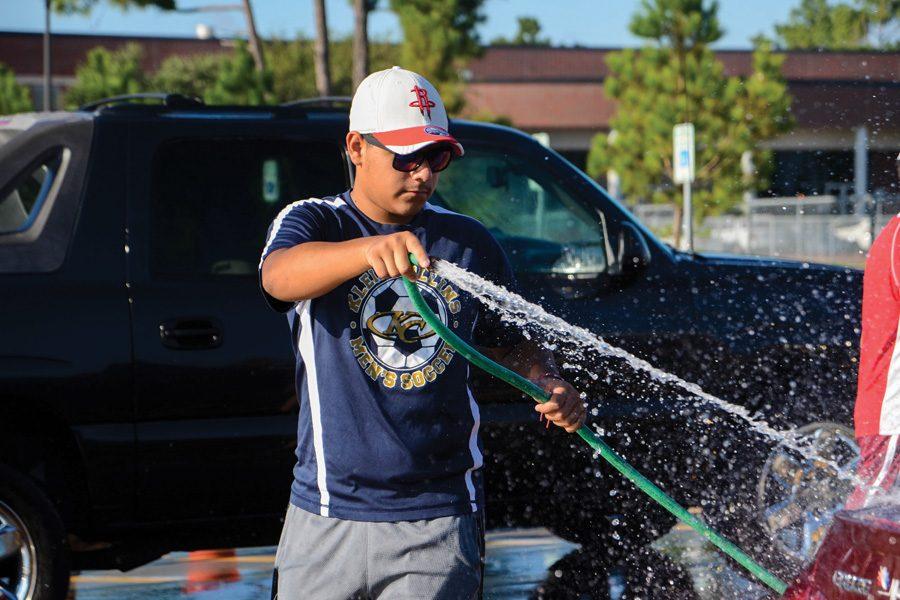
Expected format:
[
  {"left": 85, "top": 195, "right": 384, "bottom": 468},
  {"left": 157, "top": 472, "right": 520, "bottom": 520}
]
[{"left": 259, "top": 191, "right": 522, "bottom": 522}]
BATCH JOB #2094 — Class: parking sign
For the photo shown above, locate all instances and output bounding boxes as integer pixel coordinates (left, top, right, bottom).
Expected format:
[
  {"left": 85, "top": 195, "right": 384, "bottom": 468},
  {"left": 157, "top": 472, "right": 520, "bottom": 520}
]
[{"left": 673, "top": 123, "right": 695, "bottom": 184}]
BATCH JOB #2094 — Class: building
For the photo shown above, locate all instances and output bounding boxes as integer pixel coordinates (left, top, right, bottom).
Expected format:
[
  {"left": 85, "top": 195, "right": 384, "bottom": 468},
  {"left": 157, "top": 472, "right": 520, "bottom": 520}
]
[
  {"left": 1, "top": 31, "right": 897, "bottom": 199},
  {"left": 464, "top": 45, "right": 899, "bottom": 199}
]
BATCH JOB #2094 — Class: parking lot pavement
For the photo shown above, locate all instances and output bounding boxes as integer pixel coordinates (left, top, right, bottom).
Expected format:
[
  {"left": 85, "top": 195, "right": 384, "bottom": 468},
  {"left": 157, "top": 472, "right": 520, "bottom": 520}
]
[
  {"left": 69, "top": 525, "right": 771, "bottom": 599},
  {"left": 69, "top": 529, "right": 577, "bottom": 600}
]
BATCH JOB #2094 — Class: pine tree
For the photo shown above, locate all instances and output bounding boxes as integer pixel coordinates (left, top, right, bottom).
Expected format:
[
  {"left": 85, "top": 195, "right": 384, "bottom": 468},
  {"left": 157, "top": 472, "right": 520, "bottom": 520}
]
[
  {"left": 492, "top": 17, "right": 550, "bottom": 46},
  {"left": 775, "top": 0, "right": 899, "bottom": 49},
  {"left": 389, "top": 0, "right": 485, "bottom": 114},
  {"left": 586, "top": 0, "right": 793, "bottom": 242}
]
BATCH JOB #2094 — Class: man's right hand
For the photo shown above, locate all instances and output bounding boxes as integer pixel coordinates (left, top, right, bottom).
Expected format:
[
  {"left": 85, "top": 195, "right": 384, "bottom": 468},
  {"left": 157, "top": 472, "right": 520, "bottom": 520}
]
[{"left": 363, "top": 232, "right": 430, "bottom": 281}]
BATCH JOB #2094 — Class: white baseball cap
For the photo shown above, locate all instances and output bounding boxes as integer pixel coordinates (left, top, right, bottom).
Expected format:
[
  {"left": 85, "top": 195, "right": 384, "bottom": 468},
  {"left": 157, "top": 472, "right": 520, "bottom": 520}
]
[{"left": 349, "top": 66, "right": 464, "bottom": 157}]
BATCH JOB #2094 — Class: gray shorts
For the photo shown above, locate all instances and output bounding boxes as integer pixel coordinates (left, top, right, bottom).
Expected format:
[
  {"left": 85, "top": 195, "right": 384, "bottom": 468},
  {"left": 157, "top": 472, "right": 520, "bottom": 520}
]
[{"left": 272, "top": 504, "right": 484, "bottom": 600}]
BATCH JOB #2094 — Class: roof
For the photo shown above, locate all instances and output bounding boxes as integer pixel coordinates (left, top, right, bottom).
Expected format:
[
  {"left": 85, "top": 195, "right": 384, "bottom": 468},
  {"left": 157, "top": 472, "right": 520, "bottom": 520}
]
[{"left": 470, "top": 45, "right": 899, "bottom": 83}]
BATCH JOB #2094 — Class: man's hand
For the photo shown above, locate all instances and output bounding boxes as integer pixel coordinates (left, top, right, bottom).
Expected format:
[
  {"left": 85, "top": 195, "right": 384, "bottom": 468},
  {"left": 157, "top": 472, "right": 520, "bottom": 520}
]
[
  {"left": 533, "top": 375, "right": 586, "bottom": 433},
  {"left": 363, "top": 232, "right": 430, "bottom": 280}
]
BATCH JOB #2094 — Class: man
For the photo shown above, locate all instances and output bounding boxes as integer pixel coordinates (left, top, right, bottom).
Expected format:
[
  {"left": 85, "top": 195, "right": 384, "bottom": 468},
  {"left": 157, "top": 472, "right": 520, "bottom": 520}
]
[
  {"left": 259, "top": 66, "right": 585, "bottom": 599},
  {"left": 846, "top": 152, "right": 900, "bottom": 509}
]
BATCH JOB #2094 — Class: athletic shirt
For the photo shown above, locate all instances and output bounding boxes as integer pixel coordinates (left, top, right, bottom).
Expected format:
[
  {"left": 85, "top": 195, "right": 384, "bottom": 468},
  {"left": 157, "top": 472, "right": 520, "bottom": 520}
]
[
  {"left": 855, "top": 215, "right": 900, "bottom": 436},
  {"left": 258, "top": 191, "right": 523, "bottom": 521}
]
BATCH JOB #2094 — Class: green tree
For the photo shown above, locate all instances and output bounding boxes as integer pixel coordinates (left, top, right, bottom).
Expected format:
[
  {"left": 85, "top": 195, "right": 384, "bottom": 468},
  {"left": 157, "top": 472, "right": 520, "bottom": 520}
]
[
  {"left": 52, "top": 0, "right": 175, "bottom": 13},
  {"left": 204, "top": 41, "right": 272, "bottom": 105},
  {"left": 492, "top": 16, "right": 550, "bottom": 45},
  {"left": 774, "top": 0, "right": 899, "bottom": 49},
  {"left": 266, "top": 35, "right": 400, "bottom": 103},
  {"left": 586, "top": 0, "right": 793, "bottom": 242},
  {"left": 0, "top": 63, "right": 34, "bottom": 114},
  {"left": 150, "top": 53, "right": 224, "bottom": 100},
  {"left": 267, "top": 37, "right": 320, "bottom": 102},
  {"left": 389, "top": 0, "right": 485, "bottom": 114},
  {"left": 63, "top": 43, "right": 148, "bottom": 109}
]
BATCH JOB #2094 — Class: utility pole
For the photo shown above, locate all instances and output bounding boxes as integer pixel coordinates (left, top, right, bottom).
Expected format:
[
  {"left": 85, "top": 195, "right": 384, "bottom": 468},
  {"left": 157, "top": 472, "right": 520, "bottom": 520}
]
[{"left": 43, "top": 0, "right": 52, "bottom": 111}]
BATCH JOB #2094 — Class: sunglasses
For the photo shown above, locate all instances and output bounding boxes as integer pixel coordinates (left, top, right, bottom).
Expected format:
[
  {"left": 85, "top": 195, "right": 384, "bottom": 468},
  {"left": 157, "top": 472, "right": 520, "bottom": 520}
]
[{"left": 363, "top": 134, "right": 454, "bottom": 173}]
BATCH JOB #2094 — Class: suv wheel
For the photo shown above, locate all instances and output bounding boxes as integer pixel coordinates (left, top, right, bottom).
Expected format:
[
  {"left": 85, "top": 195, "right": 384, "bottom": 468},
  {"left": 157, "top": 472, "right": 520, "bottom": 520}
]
[{"left": 0, "top": 464, "right": 70, "bottom": 600}]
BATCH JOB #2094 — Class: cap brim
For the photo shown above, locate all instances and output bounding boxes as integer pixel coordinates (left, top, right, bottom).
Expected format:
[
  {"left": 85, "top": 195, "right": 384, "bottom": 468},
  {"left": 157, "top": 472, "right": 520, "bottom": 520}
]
[{"left": 372, "top": 126, "right": 464, "bottom": 157}]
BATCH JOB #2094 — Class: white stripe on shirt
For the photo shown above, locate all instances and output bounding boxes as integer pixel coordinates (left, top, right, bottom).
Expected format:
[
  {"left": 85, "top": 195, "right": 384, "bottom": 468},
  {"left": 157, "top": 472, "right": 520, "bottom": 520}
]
[
  {"left": 880, "top": 312, "right": 900, "bottom": 435},
  {"left": 258, "top": 196, "right": 346, "bottom": 269},
  {"left": 296, "top": 299, "right": 331, "bottom": 516},
  {"left": 464, "top": 365, "right": 484, "bottom": 512},
  {"left": 891, "top": 218, "right": 900, "bottom": 291}
]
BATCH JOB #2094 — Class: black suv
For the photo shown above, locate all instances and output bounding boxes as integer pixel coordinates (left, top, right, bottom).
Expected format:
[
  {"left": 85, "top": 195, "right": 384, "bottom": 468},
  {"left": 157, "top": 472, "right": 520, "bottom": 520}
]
[{"left": 0, "top": 96, "right": 862, "bottom": 599}]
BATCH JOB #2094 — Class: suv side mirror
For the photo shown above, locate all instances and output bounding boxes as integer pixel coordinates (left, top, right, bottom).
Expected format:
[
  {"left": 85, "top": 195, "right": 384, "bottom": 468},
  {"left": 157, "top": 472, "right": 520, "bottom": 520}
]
[{"left": 616, "top": 221, "right": 651, "bottom": 277}]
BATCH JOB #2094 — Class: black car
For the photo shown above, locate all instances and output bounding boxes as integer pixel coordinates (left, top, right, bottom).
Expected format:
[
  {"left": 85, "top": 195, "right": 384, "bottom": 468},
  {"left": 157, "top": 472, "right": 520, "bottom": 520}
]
[{"left": 0, "top": 95, "right": 862, "bottom": 599}]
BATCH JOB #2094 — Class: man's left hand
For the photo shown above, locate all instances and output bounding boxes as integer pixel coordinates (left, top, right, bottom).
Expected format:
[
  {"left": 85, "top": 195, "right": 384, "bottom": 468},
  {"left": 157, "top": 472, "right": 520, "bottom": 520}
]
[{"left": 533, "top": 375, "right": 586, "bottom": 433}]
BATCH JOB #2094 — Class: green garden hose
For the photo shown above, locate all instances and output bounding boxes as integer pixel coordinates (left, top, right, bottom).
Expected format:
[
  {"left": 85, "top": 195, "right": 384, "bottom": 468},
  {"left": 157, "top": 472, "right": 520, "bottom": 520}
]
[{"left": 402, "top": 255, "right": 788, "bottom": 595}]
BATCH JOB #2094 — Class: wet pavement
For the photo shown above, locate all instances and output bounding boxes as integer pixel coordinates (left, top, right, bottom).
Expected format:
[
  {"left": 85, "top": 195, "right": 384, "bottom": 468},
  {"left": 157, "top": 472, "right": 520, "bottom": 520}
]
[{"left": 69, "top": 523, "right": 778, "bottom": 599}]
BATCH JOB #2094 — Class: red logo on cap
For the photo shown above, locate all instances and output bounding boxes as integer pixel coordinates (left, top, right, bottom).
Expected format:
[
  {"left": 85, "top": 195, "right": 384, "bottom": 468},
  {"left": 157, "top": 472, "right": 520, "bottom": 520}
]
[{"left": 409, "top": 86, "right": 436, "bottom": 118}]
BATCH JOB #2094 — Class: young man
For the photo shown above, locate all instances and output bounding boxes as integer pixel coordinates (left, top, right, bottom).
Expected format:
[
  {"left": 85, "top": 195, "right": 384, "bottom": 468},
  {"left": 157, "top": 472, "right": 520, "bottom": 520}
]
[
  {"left": 846, "top": 156, "right": 900, "bottom": 510},
  {"left": 259, "top": 67, "right": 585, "bottom": 599}
]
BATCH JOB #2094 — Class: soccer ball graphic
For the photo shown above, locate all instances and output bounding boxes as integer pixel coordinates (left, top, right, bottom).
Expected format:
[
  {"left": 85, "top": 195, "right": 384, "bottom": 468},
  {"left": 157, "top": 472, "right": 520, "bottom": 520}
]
[{"left": 360, "top": 277, "right": 447, "bottom": 371}]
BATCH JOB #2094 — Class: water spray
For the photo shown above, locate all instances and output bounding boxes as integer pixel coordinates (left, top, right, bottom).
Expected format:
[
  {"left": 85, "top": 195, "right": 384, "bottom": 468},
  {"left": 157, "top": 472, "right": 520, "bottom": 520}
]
[{"left": 403, "top": 254, "right": 788, "bottom": 595}]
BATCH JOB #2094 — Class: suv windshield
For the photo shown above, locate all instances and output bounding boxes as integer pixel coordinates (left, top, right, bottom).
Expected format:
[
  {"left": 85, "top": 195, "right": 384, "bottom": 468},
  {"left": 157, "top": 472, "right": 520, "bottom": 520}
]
[{"left": 434, "top": 144, "right": 607, "bottom": 275}]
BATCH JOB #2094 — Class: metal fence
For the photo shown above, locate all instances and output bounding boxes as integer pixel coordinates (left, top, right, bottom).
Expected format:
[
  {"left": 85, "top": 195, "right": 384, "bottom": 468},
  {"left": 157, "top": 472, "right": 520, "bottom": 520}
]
[{"left": 631, "top": 194, "right": 898, "bottom": 266}]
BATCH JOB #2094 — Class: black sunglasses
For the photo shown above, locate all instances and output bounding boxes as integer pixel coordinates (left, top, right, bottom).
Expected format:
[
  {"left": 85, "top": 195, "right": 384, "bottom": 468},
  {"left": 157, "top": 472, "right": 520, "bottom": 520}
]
[{"left": 363, "top": 134, "right": 454, "bottom": 173}]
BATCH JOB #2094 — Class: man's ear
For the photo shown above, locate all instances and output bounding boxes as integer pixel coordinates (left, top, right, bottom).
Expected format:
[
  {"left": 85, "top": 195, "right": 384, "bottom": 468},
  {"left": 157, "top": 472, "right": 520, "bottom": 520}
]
[{"left": 346, "top": 131, "right": 364, "bottom": 167}]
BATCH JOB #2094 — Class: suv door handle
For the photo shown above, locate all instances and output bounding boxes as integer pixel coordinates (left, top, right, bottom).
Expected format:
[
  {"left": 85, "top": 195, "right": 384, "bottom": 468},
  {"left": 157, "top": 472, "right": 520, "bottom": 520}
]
[{"left": 159, "top": 318, "right": 223, "bottom": 350}]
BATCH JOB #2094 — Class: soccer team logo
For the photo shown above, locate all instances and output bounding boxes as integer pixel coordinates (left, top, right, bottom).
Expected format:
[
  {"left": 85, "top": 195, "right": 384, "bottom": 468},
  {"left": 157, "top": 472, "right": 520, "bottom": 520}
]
[
  {"left": 362, "top": 277, "right": 445, "bottom": 370},
  {"left": 347, "top": 267, "right": 462, "bottom": 390}
]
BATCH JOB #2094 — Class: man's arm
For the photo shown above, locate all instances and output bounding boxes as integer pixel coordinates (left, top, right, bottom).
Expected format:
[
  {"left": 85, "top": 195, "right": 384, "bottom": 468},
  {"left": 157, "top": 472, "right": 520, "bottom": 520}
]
[
  {"left": 482, "top": 340, "right": 586, "bottom": 433},
  {"left": 261, "top": 232, "right": 430, "bottom": 303}
]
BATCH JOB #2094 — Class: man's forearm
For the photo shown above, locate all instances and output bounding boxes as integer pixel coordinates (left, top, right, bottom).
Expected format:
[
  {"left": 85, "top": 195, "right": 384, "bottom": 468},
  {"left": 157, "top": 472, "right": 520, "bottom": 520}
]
[
  {"left": 261, "top": 238, "right": 372, "bottom": 303},
  {"left": 491, "top": 340, "right": 560, "bottom": 381}
]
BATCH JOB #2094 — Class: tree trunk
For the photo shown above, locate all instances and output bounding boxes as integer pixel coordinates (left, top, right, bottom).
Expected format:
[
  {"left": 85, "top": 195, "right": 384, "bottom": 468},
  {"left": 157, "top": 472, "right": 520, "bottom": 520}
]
[
  {"left": 352, "top": 0, "right": 369, "bottom": 90},
  {"left": 313, "top": 0, "right": 332, "bottom": 96},
  {"left": 242, "top": 0, "right": 265, "bottom": 72}
]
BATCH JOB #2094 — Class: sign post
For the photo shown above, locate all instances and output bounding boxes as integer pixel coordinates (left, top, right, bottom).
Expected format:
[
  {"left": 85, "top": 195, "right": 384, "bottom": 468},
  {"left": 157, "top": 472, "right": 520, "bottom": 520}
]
[{"left": 673, "top": 123, "right": 696, "bottom": 252}]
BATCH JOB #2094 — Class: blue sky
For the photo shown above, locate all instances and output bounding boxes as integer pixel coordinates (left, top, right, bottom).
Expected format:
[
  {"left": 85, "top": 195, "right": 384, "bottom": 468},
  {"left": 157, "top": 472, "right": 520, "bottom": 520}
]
[{"left": 1, "top": 0, "right": 795, "bottom": 49}]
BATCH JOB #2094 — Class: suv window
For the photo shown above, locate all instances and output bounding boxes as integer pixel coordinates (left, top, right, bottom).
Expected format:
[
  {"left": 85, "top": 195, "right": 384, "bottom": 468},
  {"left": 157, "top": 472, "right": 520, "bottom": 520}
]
[
  {"left": 435, "top": 145, "right": 607, "bottom": 275},
  {"left": 151, "top": 139, "right": 347, "bottom": 277},
  {"left": 0, "top": 149, "right": 63, "bottom": 234}
]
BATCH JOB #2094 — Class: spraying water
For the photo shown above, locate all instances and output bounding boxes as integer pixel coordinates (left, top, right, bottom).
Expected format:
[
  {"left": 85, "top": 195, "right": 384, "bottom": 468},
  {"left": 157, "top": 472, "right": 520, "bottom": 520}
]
[{"left": 432, "top": 259, "right": 860, "bottom": 484}]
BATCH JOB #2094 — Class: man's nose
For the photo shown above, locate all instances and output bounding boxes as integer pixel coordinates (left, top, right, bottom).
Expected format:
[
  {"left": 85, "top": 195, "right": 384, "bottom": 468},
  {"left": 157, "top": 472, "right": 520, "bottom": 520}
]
[{"left": 410, "top": 160, "right": 434, "bottom": 181}]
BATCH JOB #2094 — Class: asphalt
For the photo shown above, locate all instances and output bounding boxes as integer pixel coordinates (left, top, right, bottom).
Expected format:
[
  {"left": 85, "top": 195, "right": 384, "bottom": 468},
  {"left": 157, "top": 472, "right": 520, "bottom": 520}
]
[{"left": 67, "top": 525, "right": 773, "bottom": 599}]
